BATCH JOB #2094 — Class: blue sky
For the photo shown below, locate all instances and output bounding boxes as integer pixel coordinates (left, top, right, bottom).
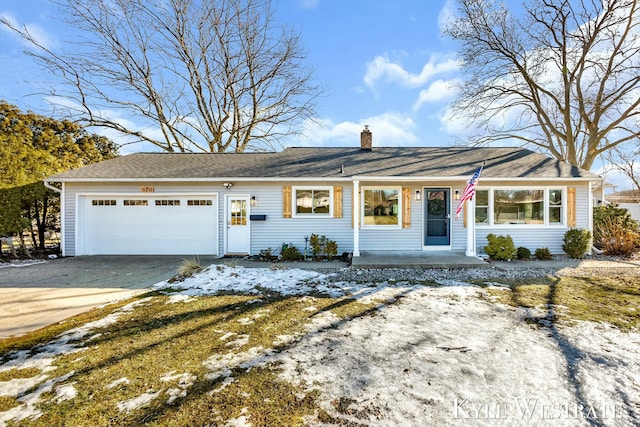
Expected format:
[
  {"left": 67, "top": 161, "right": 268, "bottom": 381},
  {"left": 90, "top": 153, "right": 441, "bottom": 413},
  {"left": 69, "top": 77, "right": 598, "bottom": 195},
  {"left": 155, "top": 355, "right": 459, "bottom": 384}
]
[
  {"left": 0, "top": 0, "right": 461, "bottom": 148},
  {"left": 0, "top": 0, "right": 633, "bottom": 189}
]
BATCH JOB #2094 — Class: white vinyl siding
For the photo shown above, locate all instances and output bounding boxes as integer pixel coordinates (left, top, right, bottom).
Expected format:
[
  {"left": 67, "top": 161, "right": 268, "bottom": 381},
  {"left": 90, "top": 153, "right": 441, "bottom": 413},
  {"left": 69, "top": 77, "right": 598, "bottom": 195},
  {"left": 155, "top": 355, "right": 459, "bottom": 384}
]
[{"left": 250, "top": 183, "right": 353, "bottom": 255}]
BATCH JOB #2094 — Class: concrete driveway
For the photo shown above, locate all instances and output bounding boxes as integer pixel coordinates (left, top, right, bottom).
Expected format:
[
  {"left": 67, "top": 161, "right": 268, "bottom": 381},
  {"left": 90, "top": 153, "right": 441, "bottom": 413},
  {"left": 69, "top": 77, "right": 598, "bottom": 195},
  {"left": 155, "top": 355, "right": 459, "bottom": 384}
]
[{"left": 0, "top": 256, "right": 217, "bottom": 339}]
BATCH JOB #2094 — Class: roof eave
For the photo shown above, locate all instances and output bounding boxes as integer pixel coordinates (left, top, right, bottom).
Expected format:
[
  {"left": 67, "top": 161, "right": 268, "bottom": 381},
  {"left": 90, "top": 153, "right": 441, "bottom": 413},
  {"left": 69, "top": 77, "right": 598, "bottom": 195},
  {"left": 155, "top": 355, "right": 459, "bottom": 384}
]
[{"left": 48, "top": 175, "right": 602, "bottom": 183}]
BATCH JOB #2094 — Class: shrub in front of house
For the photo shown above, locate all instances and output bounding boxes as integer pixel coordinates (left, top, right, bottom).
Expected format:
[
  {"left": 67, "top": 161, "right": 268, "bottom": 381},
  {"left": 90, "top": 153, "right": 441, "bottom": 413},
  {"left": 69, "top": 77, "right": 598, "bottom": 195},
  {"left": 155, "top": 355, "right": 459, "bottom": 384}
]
[
  {"left": 259, "top": 248, "right": 277, "bottom": 261},
  {"left": 484, "top": 233, "right": 517, "bottom": 261},
  {"left": 563, "top": 229, "right": 592, "bottom": 259},
  {"left": 309, "top": 233, "right": 338, "bottom": 260},
  {"left": 280, "top": 244, "right": 303, "bottom": 262},
  {"left": 516, "top": 246, "right": 531, "bottom": 260},
  {"left": 593, "top": 205, "right": 640, "bottom": 256},
  {"left": 535, "top": 247, "right": 552, "bottom": 260}
]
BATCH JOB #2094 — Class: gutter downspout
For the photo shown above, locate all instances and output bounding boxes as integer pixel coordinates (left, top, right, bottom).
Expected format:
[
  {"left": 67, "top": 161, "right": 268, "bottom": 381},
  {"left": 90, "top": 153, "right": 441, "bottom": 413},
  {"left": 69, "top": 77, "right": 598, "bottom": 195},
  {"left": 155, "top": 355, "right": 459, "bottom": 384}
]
[{"left": 44, "top": 181, "right": 61, "bottom": 193}]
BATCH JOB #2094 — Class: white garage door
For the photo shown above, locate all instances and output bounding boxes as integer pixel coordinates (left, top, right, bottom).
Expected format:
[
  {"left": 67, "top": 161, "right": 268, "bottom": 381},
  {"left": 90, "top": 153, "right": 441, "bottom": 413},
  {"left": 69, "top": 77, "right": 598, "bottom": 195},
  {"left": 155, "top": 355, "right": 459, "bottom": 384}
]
[{"left": 79, "top": 195, "right": 218, "bottom": 255}]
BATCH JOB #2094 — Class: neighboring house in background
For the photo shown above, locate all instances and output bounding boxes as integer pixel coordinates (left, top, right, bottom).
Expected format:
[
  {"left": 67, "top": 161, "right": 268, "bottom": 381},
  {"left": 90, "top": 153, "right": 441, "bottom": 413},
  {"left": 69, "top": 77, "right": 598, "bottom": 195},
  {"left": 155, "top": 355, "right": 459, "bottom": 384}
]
[
  {"left": 47, "top": 128, "right": 603, "bottom": 258},
  {"left": 605, "top": 189, "right": 640, "bottom": 222}
]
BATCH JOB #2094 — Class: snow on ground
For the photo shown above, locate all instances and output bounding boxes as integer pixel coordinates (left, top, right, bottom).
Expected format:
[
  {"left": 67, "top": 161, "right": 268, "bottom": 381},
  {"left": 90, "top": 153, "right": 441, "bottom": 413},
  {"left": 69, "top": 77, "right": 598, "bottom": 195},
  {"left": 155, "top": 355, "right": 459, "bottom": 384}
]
[
  {"left": 274, "top": 286, "right": 640, "bottom": 427},
  {"left": 2, "top": 265, "right": 639, "bottom": 427},
  {"left": 154, "top": 265, "right": 361, "bottom": 297},
  {"left": 159, "top": 265, "right": 639, "bottom": 426},
  {"left": 0, "top": 298, "right": 154, "bottom": 426}
]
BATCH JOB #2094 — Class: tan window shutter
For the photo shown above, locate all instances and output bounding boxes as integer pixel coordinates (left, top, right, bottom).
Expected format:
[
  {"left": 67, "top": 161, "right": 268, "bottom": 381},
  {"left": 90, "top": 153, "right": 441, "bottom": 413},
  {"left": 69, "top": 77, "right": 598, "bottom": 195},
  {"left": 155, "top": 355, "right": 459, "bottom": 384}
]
[
  {"left": 283, "top": 186, "right": 292, "bottom": 218},
  {"left": 402, "top": 187, "right": 411, "bottom": 228},
  {"left": 567, "top": 187, "right": 576, "bottom": 227},
  {"left": 333, "top": 186, "right": 343, "bottom": 218}
]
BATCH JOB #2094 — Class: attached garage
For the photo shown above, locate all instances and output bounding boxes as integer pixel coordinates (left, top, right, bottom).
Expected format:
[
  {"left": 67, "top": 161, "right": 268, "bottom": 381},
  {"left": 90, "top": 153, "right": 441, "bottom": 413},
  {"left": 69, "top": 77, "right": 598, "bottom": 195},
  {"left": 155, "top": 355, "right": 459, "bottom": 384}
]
[{"left": 77, "top": 194, "right": 218, "bottom": 255}]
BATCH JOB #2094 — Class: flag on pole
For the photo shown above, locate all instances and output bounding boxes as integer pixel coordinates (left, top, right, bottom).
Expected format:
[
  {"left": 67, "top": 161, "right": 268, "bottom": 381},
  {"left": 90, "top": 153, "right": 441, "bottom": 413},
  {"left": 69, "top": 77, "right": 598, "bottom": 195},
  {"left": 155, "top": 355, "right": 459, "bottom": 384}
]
[{"left": 455, "top": 162, "right": 484, "bottom": 220}]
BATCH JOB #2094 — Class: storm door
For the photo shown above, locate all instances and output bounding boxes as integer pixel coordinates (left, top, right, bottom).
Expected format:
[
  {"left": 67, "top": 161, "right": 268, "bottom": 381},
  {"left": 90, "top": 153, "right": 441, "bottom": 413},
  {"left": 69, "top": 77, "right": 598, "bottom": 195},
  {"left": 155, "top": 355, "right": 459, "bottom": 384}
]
[{"left": 424, "top": 188, "right": 451, "bottom": 246}]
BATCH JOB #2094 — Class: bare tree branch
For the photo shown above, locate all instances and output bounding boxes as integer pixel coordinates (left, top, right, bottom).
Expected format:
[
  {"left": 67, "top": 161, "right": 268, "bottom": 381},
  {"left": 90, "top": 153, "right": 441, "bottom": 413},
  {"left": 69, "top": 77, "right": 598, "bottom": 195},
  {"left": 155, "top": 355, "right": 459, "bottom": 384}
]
[
  {"left": 444, "top": 0, "right": 640, "bottom": 170},
  {"left": 2, "top": 0, "right": 321, "bottom": 153}
]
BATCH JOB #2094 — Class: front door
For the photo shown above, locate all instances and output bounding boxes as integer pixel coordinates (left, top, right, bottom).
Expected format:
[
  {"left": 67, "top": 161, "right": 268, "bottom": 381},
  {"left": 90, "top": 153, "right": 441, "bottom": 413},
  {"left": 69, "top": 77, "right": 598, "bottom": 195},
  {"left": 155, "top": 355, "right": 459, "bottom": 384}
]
[
  {"left": 424, "top": 188, "right": 451, "bottom": 246},
  {"left": 226, "top": 196, "right": 250, "bottom": 254}
]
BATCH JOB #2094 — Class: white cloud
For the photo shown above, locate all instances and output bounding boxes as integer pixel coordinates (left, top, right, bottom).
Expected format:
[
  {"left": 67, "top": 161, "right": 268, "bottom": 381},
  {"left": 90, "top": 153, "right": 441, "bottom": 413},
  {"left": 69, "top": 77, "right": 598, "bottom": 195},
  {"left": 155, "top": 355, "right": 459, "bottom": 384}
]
[
  {"left": 294, "top": 113, "right": 417, "bottom": 147},
  {"left": 364, "top": 54, "right": 459, "bottom": 89},
  {"left": 0, "top": 12, "right": 53, "bottom": 49},
  {"left": 297, "top": 0, "right": 320, "bottom": 9},
  {"left": 412, "top": 78, "right": 460, "bottom": 111},
  {"left": 437, "top": 0, "right": 457, "bottom": 34}
]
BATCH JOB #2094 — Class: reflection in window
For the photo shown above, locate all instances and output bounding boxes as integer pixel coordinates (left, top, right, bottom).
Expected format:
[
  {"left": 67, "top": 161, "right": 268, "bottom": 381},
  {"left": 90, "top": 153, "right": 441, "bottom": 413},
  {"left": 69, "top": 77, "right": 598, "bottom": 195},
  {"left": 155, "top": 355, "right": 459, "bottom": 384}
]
[
  {"left": 475, "top": 190, "right": 489, "bottom": 224},
  {"left": 92, "top": 199, "right": 116, "bottom": 206},
  {"left": 187, "top": 200, "right": 213, "bottom": 206},
  {"left": 295, "top": 189, "right": 330, "bottom": 215},
  {"left": 363, "top": 189, "right": 399, "bottom": 226},
  {"left": 123, "top": 200, "right": 148, "bottom": 206},
  {"left": 494, "top": 190, "right": 544, "bottom": 224},
  {"left": 549, "top": 189, "right": 562, "bottom": 223},
  {"left": 230, "top": 200, "right": 247, "bottom": 225},
  {"left": 155, "top": 200, "right": 180, "bottom": 206}
]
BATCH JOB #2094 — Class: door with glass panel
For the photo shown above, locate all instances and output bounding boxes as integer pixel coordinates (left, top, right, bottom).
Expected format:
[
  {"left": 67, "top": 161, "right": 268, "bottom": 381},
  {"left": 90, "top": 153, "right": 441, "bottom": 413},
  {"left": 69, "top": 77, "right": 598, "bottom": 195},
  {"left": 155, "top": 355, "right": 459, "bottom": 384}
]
[
  {"left": 226, "top": 196, "right": 250, "bottom": 254},
  {"left": 424, "top": 188, "right": 451, "bottom": 246}
]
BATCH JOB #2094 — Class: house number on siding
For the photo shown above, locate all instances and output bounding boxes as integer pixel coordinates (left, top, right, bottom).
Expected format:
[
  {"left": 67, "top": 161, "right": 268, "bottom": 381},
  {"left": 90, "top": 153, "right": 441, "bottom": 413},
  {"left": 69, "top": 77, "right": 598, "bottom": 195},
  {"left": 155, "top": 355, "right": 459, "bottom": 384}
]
[{"left": 141, "top": 186, "right": 155, "bottom": 193}]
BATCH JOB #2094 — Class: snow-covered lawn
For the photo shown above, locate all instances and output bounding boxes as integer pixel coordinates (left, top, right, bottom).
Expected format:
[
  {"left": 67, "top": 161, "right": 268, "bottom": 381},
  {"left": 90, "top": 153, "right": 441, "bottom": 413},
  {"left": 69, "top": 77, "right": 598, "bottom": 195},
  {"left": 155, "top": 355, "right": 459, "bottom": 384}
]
[{"left": 0, "top": 265, "right": 638, "bottom": 426}]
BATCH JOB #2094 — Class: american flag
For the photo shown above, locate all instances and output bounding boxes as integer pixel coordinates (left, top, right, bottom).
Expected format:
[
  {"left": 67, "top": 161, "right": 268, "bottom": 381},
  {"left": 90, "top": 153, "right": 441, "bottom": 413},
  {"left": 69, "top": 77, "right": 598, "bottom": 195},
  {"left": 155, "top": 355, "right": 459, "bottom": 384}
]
[{"left": 455, "top": 163, "right": 484, "bottom": 220}]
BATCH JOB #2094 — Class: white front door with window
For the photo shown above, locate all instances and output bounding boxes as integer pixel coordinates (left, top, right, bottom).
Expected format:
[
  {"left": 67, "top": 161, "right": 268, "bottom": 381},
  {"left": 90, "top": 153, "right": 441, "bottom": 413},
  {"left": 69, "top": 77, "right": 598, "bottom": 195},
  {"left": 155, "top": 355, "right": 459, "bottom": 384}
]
[{"left": 226, "top": 195, "right": 251, "bottom": 254}]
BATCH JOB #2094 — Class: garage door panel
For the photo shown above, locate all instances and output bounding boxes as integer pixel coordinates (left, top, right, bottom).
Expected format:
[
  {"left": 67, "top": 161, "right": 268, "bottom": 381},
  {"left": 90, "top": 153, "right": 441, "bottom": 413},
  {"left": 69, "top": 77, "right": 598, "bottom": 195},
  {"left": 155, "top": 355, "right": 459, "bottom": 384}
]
[{"left": 81, "top": 196, "right": 218, "bottom": 255}]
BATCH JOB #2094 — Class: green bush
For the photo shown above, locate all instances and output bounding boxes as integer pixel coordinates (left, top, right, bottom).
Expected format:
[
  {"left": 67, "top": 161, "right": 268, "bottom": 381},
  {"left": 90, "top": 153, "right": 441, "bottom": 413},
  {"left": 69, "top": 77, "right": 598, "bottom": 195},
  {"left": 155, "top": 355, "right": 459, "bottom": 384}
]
[
  {"left": 484, "top": 233, "right": 517, "bottom": 261},
  {"left": 563, "top": 229, "right": 592, "bottom": 259},
  {"left": 259, "top": 248, "right": 275, "bottom": 261},
  {"left": 535, "top": 247, "right": 552, "bottom": 260},
  {"left": 280, "top": 244, "right": 303, "bottom": 261},
  {"left": 309, "top": 233, "right": 338, "bottom": 260},
  {"left": 593, "top": 204, "right": 640, "bottom": 256},
  {"left": 325, "top": 240, "right": 338, "bottom": 258},
  {"left": 516, "top": 247, "right": 531, "bottom": 260}
]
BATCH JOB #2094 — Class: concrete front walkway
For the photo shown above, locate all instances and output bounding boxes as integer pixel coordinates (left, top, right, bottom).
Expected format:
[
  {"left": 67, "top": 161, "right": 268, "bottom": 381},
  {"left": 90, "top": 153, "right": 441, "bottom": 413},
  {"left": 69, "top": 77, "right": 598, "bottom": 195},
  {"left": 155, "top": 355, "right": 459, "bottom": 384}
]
[
  {"left": 0, "top": 256, "right": 217, "bottom": 339},
  {"left": 351, "top": 251, "right": 489, "bottom": 269}
]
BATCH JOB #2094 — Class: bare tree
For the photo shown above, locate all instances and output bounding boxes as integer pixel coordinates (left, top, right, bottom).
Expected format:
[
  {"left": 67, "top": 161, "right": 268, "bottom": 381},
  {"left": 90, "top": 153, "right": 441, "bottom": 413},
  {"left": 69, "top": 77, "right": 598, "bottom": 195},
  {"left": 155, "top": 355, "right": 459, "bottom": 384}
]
[
  {"left": 607, "top": 143, "right": 640, "bottom": 190},
  {"left": 2, "top": 0, "right": 321, "bottom": 153},
  {"left": 444, "top": 0, "right": 640, "bottom": 170}
]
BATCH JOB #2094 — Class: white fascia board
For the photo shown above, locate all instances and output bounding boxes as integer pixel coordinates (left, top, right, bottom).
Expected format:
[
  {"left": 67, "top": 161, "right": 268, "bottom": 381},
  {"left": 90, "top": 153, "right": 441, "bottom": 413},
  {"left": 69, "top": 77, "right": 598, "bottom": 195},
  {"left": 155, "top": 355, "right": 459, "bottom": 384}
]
[
  {"left": 351, "top": 175, "right": 601, "bottom": 182},
  {"left": 48, "top": 176, "right": 354, "bottom": 183},
  {"left": 49, "top": 175, "right": 603, "bottom": 183}
]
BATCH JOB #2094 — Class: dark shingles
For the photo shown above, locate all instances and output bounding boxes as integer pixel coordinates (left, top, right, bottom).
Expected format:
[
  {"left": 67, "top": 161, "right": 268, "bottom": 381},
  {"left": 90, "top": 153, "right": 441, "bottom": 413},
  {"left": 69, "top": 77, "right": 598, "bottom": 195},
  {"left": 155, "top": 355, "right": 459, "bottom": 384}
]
[{"left": 49, "top": 147, "right": 601, "bottom": 180}]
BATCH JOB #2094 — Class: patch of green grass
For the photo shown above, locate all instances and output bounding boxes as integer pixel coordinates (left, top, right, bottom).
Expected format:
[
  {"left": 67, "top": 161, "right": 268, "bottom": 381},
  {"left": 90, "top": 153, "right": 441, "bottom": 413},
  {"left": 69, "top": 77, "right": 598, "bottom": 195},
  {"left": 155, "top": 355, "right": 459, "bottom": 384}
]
[
  {"left": 486, "top": 275, "right": 640, "bottom": 330},
  {"left": 5, "top": 291, "right": 386, "bottom": 427},
  {"left": 0, "top": 366, "right": 41, "bottom": 382},
  {"left": 0, "top": 395, "right": 19, "bottom": 412}
]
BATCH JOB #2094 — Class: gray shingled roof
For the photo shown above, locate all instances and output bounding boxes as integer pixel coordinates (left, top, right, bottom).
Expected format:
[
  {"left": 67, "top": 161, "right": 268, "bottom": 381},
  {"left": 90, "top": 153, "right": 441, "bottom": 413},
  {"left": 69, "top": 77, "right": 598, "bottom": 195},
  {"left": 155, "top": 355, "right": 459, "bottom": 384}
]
[{"left": 48, "top": 147, "right": 601, "bottom": 181}]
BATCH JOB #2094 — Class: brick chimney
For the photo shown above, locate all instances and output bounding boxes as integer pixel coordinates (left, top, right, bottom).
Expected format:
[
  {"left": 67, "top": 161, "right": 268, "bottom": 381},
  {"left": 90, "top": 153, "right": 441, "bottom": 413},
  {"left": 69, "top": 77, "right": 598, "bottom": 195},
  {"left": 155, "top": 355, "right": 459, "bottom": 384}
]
[{"left": 360, "top": 125, "right": 372, "bottom": 150}]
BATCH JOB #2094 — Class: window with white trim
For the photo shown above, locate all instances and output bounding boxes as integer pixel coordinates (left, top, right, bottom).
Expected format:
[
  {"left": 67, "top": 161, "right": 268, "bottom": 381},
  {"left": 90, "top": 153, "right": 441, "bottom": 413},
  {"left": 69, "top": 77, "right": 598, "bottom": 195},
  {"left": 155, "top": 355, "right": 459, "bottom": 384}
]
[
  {"left": 475, "top": 190, "right": 489, "bottom": 224},
  {"left": 476, "top": 188, "right": 565, "bottom": 226},
  {"left": 293, "top": 187, "right": 332, "bottom": 216},
  {"left": 362, "top": 187, "right": 401, "bottom": 227}
]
